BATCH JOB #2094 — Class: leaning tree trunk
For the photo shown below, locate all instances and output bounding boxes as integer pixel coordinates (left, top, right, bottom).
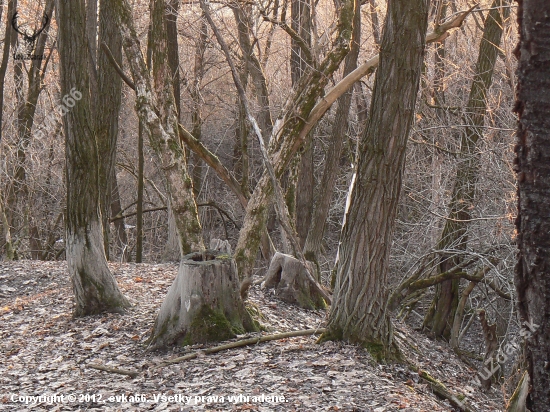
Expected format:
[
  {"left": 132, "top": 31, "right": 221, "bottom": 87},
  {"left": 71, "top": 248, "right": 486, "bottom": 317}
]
[
  {"left": 514, "top": 0, "right": 550, "bottom": 409},
  {"left": 234, "top": 0, "right": 356, "bottom": 292},
  {"left": 57, "top": 0, "right": 129, "bottom": 316},
  {"left": 324, "top": 0, "right": 429, "bottom": 362},
  {"left": 147, "top": 251, "right": 258, "bottom": 349},
  {"left": 115, "top": 0, "right": 204, "bottom": 256},
  {"left": 423, "top": 0, "right": 510, "bottom": 339}
]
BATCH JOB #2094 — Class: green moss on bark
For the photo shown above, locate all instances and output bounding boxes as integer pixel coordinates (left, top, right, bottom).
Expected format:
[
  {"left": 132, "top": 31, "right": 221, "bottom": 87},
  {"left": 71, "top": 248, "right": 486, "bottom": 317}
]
[{"left": 182, "top": 305, "right": 241, "bottom": 346}]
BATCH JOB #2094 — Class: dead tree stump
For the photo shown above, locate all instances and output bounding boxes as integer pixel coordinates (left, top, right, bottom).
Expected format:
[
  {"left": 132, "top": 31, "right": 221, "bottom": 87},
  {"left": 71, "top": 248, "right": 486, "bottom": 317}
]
[
  {"left": 147, "top": 251, "right": 258, "bottom": 349},
  {"left": 262, "top": 252, "right": 327, "bottom": 310}
]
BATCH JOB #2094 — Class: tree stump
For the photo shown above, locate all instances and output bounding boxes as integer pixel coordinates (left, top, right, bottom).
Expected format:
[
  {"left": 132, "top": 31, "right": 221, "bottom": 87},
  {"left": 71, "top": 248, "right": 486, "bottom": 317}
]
[
  {"left": 262, "top": 252, "right": 327, "bottom": 310},
  {"left": 147, "top": 250, "right": 258, "bottom": 349}
]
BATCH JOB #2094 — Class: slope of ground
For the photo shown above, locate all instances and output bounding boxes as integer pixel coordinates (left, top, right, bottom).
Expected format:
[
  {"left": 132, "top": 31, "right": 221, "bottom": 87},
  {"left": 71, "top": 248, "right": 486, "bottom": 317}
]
[{"left": 0, "top": 260, "right": 504, "bottom": 411}]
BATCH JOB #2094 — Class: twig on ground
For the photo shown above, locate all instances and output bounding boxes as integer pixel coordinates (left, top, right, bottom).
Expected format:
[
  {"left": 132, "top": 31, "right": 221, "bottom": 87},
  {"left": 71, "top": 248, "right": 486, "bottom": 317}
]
[{"left": 87, "top": 363, "right": 139, "bottom": 378}]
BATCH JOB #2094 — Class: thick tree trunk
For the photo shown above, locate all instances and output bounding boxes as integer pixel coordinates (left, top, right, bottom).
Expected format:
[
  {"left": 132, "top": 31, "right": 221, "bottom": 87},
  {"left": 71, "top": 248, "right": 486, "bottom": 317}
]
[
  {"left": 514, "top": 0, "right": 550, "bottom": 409},
  {"left": 57, "top": 0, "right": 129, "bottom": 316},
  {"left": 147, "top": 251, "right": 258, "bottom": 349},
  {"left": 96, "top": 0, "right": 123, "bottom": 260},
  {"left": 325, "top": 0, "right": 428, "bottom": 361},
  {"left": 423, "top": 0, "right": 510, "bottom": 339}
]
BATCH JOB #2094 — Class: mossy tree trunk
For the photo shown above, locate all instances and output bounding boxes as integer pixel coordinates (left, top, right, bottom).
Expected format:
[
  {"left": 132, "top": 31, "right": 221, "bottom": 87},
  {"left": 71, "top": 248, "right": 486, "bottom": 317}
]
[
  {"left": 325, "top": 0, "right": 429, "bottom": 361},
  {"left": 423, "top": 0, "right": 510, "bottom": 339},
  {"left": 115, "top": 0, "right": 204, "bottom": 256},
  {"left": 514, "top": 0, "right": 550, "bottom": 409},
  {"left": 147, "top": 251, "right": 258, "bottom": 349},
  {"left": 57, "top": 0, "right": 129, "bottom": 316},
  {"left": 234, "top": 0, "right": 357, "bottom": 291}
]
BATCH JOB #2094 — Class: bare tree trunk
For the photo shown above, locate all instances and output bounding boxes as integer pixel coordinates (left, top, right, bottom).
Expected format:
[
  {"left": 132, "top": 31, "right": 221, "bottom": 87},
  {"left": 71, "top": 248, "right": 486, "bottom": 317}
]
[
  {"left": 57, "top": 0, "right": 129, "bottom": 316},
  {"left": 303, "top": 1, "right": 360, "bottom": 266},
  {"left": 96, "top": 0, "right": 123, "bottom": 260},
  {"left": 161, "top": 0, "right": 184, "bottom": 260},
  {"left": 190, "top": 13, "right": 207, "bottom": 195},
  {"left": 116, "top": 0, "right": 204, "bottom": 255},
  {"left": 289, "top": 0, "right": 314, "bottom": 244},
  {"left": 325, "top": 0, "right": 428, "bottom": 361},
  {"left": 109, "top": 166, "right": 129, "bottom": 261},
  {"left": 514, "top": 0, "right": 550, "bottom": 409},
  {"left": 423, "top": 0, "right": 510, "bottom": 339},
  {"left": 0, "top": 0, "right": 14, "bottom": 144}
]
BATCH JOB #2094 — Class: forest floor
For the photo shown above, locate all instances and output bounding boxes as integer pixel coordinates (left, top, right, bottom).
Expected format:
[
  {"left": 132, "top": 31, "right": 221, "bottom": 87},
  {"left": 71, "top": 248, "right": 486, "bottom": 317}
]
[{"left": 0, "top": 260, "right": 506, "bottom": 411}]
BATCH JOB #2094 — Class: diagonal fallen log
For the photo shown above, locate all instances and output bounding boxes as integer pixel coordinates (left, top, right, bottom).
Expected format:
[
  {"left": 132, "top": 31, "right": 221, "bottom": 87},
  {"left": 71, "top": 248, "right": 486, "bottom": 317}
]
[{"left": 159, "top": 328, "right": 327, "bottom": 366}]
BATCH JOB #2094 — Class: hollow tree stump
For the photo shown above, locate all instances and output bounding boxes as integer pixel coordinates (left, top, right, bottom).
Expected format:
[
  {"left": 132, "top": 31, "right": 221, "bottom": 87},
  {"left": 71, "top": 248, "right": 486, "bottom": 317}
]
[
  {"left": 262, "top": 252, "right": 327, "bottom": 310},
  {"left": 147, "top": 251, "right": 258, "bottom": 349}
]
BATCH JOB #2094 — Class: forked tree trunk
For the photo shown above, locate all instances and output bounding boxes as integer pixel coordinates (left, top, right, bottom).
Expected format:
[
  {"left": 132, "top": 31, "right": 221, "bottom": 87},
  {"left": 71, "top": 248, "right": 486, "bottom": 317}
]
[
  {"left": 423, "top": 0, "right": 510, "bottom": 339},
  {"left": 57, "top": 0, "right": 129, "bottom": 316},
  {"left": 514, "top": 0, "right": 550, "bottom": 409},
  {"left": 147, "top": 251, "right": 258, "bottom": 349},
  {"left": 263, "top": 252, "right": 327, "bottom": 309},
  {"left": 325, "top": 0, "right": 429, "bottom": 361}
]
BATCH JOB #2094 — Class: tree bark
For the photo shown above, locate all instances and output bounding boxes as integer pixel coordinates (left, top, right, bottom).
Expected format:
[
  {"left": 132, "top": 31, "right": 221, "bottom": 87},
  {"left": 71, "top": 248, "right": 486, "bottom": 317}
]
[
  {"left": 234, "top": 0, "right": 357, "bottom": 289},
  {"left": 57, "top": 0, "right": 129, "bottom": 316},
  {"left": 115, "top": 0, "right": 204, "bottom": 256},
  {"left": 514, "top": 0, "right": 550, "bottom": 409},
  {"left": 147, "top": 251, "right": 258, "bottom": 349},
  {"left": 303, "top": 0, "right": 360, "bottom": 265},
  {"left": 423, "top": 0, "right": 510, "bottom": 339},
  {"left": 289, "top": 0, "right": 314, "bottom": 245},
  {"left": 96, "top": 0, "right": 124, "bottom": 260},
  {"left": 263, "top": 252, "right": 327, "bottom": 309},
  {"left": 325, "top": 0, "right": 429, "bottom": 361}
]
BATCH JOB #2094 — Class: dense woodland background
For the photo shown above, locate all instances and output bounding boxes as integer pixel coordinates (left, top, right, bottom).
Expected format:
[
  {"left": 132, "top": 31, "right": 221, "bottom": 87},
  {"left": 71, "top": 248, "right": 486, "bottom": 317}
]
[{"left": 1, "top": 0, "right": 548, "bottom": 410}]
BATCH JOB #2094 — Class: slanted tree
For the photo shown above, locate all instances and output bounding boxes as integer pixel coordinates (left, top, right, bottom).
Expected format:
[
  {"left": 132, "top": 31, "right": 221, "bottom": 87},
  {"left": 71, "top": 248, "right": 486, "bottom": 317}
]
[
  {"left": 56, "top": 0, "right": 129, "bottom": 316},
  {"left": 115, "top": 0, "right": 204, "bottom": 257},
  {"left": 513, "top": 0, "right": 550, "bottom": 409},
  {"left": 324, "top": 0, "right": 429, "bottom": 360}
]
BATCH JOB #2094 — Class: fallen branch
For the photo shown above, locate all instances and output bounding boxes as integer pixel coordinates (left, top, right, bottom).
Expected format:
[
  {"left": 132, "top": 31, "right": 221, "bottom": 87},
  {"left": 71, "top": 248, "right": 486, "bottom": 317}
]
[
  {"left": 88, "top": 363, "right": 139, "bottom": 378},
  {"left": 160, "top": 328, "right": 326, "bottom": 366}
]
